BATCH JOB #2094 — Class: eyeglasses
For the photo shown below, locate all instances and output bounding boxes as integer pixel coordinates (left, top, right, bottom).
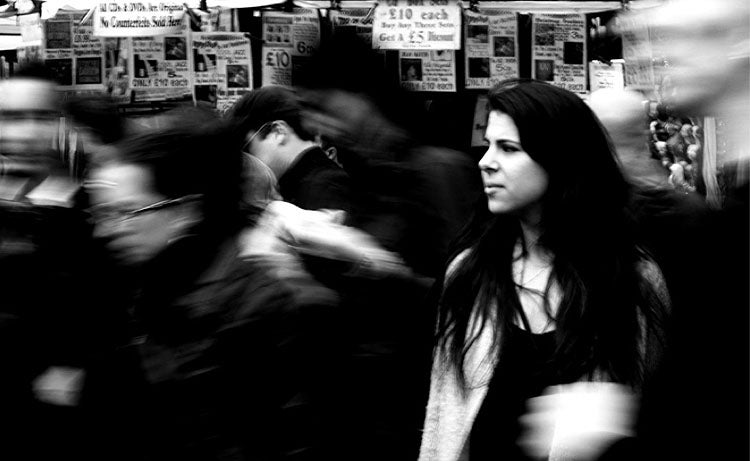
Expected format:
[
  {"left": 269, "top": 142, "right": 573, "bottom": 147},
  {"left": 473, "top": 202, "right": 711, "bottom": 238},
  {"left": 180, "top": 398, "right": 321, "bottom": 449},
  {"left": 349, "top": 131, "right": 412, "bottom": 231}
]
[
  {"left": 241, "top": 121, "right": 273, "bottom": 154},
  {"left": 88, "top": 194, "right": 203, "bottom": 226}
]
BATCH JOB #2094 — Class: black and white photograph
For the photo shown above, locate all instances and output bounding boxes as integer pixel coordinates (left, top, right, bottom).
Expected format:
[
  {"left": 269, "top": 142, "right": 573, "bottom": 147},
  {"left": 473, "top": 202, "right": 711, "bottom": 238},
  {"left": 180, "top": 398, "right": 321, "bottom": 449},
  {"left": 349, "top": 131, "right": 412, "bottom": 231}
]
[
  {"left": 563, "top": 41, "right": 584, "bottom": 64},
  {"left": 493, "top": 36, "right": 515, "bottom": 57},
  {"left": 468, "top": 57, "right": 490, "bottom": 78},
  {"left": 467, "top": 24, "right": 489, "bottom": 43},
  {"left": 226, "top": 64, "right": 250, "bottom": 88},
  {"left": 193, "top": 50, "right": 217, "bottom": 72},
  {"left": 75, "top": 57, "right": 102, "bottom": 85},
  {"left": 535, "top": 23, "right": 556, "bottom": 46},
  {"left": 44, "top": 58, "right": 73, "bottom": 85},
  {"left": 400, "top": 58, "right": 422, "bottom": 82},
  {"left": 535, "top": 59, "right": 554, "bottom": 81},
  {"left": 194, "top": 84, "right": 218, "bottom": 103},
  {"left": 133, "top": 53, "right": 158, "bottom": 78},
  {"left": 44, "top": 20, "right": 71, "bottom": 49},
  {"left": 165, "top": 37, "right": 187, "bottom": 61}
]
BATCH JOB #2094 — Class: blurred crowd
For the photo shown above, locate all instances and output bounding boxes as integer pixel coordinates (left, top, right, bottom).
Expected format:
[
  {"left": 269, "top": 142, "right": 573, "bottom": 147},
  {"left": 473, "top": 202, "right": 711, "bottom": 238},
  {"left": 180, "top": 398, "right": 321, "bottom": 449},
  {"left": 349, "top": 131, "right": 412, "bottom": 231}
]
[{"left": 0, "top": 0, "right": 747, "bottom": 460}]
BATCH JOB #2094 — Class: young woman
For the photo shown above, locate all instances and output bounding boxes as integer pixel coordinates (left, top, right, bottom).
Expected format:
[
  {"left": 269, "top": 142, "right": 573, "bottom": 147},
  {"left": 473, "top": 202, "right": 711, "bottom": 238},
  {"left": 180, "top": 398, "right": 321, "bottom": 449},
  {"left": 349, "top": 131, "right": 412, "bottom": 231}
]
[{"left": 419, "top": 80, "right": 669, "bottom": 461}]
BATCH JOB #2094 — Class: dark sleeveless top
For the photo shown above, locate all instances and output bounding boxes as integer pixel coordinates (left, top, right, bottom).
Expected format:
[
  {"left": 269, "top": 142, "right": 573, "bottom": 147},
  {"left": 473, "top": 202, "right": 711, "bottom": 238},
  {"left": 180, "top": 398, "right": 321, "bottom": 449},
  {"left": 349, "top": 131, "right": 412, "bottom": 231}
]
[{"left": 470, "top": 325, "right": 558, "bottom": 461}]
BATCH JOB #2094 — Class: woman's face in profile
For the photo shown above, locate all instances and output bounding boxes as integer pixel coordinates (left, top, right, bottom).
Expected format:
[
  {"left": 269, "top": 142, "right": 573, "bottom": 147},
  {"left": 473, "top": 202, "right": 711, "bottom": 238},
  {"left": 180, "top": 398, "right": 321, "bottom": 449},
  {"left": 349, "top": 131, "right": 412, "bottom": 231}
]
[{"left": 478, "top": 110, "right": 549, "bottom": 220}]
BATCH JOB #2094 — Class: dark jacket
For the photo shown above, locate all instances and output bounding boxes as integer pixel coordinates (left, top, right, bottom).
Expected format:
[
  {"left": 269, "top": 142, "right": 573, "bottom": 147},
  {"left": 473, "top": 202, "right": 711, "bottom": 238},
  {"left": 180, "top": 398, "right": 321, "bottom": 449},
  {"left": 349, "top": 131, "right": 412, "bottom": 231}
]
[
  {"left": 130, "top": 233, "right": 338, "bottom": 461},
  {"left": 278, "top": 146, "right": 353, "bottom": 214}
]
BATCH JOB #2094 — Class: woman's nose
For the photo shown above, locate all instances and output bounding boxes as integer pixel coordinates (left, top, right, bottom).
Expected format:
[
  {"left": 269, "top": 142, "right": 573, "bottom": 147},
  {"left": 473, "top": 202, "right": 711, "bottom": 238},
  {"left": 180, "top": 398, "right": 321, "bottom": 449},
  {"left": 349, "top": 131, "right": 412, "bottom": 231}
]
[{"left": 479, "top": 151, "right": 499, "bottom": 172}]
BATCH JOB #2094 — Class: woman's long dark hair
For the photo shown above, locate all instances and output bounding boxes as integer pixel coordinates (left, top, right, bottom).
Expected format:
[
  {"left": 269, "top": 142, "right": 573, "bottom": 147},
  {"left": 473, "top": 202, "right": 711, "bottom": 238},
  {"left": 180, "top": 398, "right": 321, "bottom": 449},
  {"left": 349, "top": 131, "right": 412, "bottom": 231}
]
[{"left": 437, "top": 79, "right": 666, "bottom": 390}]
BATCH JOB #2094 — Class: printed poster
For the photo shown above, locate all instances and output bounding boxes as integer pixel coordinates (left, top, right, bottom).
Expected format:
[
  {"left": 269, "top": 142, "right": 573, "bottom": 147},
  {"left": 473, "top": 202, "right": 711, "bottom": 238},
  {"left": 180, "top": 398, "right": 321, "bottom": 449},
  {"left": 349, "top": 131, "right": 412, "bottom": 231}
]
[
  {"left": 94, "top": 0, "right": 185, "bottom": 37},
  {"left": 589, "top": 59, "right": 624, "bottom": 93},
  {"left": 192, "top": 32, "right": 252, "bottom": 113},
  {"left": 464, "top": 9, "right": 518, "bottom": 89},
  {"left": 43, "top": 11, "right": 105, "bottom": 91},
  {"left": 532, "top": 14, "right": 587, "bottom": 95},
  {"left": 131, "top": 31, "right": 191, "bottom": 102},
  {"left": 399, "top": 49, "right": 456, "bottom": 92},
  {"left": 261, "top": 9, "right": 320, "bottom": 86},
  {"left": 372, "top": 0, "right": 461, "bottom": 50}
]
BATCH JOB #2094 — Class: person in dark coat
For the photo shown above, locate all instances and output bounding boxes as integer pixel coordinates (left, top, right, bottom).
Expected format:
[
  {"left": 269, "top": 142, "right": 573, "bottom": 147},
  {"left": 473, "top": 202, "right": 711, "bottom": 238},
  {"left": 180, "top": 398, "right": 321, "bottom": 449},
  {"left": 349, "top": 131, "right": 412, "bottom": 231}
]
[
  {"left": 85, "top": 120, "right": 337, "bottom": 461},
  {"left": 225, "top": 85, "right": 352, "bottom": 215}
]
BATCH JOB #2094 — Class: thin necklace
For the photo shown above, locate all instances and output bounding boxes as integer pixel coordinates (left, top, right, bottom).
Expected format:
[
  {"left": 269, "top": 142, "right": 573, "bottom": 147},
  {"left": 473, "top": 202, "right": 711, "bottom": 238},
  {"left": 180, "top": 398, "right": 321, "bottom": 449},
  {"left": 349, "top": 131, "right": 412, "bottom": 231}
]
[{"left": 516, "top": 258, "right": 551, "bottom": 287}]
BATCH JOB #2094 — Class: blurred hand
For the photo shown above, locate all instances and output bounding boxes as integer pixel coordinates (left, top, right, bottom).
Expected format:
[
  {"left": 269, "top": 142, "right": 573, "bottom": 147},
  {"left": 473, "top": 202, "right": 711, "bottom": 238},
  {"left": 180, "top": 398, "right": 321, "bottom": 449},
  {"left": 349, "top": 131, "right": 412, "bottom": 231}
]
[
  {"left": 519, "top": 382, "right": 638, "bottom": 461},
  {"left": 32, "top": 366, "right": 85, "bottom": 406}
]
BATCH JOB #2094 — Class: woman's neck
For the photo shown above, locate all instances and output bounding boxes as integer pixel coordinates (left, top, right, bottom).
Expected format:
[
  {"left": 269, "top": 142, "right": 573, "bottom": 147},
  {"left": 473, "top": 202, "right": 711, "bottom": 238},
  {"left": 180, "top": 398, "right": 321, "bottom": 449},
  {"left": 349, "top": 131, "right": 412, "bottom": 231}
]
[{"left": 518, "top": 219, "right": 549, "bottom": 262}]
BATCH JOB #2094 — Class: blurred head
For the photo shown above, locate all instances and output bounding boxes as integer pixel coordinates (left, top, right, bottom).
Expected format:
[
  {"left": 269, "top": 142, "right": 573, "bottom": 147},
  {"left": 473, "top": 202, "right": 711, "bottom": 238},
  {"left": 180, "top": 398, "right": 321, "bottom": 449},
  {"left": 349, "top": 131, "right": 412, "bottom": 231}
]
[
  {"left": 64, "top": 93, "right": 126, "bottom": 168},
  {"left": 0, "top": 68, "right": 62, "bottom": 175},
  {"left": 87, "top": 124, "right": 241, "bottom": 266},
  {"left": 480, "top": 80, "right": 628, "bottom": 239},
  {"left": 226, "top": 85, "right": 315, "bottom": 179},
  {"left": 633, "top": 0, "right": 749, "bottom": 115},
  {"left": 589, "top": 88, "right": 672, "bottom": 188}
]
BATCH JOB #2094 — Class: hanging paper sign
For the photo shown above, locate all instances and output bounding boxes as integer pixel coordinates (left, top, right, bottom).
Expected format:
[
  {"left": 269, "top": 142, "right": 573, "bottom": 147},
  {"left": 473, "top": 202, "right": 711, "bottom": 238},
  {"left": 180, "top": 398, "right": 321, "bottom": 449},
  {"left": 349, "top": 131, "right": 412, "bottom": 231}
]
[
  {"left": 464, "top": 9, "right": 518, "bottom": 90},
  {"left": 330, "top": 8, "right": 373, "bottom": 42},
  {"left": 589, "top": 59, "right": 624, "bottom": 93},
  {"left": 372, "top": 0, "right": 461, "bottom": 50},
  {"left": 192, "top": 32, "right": 252, "bottom": 112},
  {"left": 261, "top": 9, "right": 319, "bottom": 86},
  {"left": 94, "top": 0, "right": 185, "bottom": 37},
  {"left": 43, "top": 11, "right": 105, "bottom": 91},
  {"left": 531, "top": 14, "right": 587, "bottom": 95},
  {"left": 131, "top": 29, "right": 191, "bottom": 102},
  {"left": 399, "top": 49, "right": 456, "bottom": 92}
]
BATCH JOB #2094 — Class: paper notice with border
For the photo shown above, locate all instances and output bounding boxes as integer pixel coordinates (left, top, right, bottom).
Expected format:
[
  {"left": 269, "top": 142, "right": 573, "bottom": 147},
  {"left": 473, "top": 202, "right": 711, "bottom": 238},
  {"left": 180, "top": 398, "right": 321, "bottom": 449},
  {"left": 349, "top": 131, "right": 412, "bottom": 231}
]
[
  {"left": 131, "top": 30, "right": 191, "bottom": 102},
  {"left": 372, "top": 1, "right": 461, "bottom": 50},
  {"left": 192, "top": 32, "right": 252, "bottom": 113},
  {"left": 43, "top": 11, "right": 104, "bottom": 91},
  {"left": 261, "top": 9, "right": 319, "bottom": 87},
  {"left": 399, "top": 49, "right": 456, "bottom": 92},
  {"left": 94, "top": 0, "right": 185, "bottom": 37},
  {"left": 464, "top": 9, "right": 518, "bottom": 90},
  {"left": 532, "top": 14, "right": 587, "bottom": 95}
]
